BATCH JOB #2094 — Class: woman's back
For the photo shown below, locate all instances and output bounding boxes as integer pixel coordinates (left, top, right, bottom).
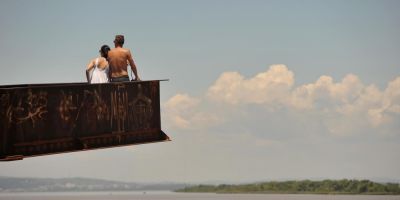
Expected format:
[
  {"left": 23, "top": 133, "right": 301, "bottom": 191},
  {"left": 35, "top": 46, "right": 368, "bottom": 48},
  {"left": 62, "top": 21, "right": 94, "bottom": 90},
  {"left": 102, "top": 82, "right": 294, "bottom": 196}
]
[{"left": 89, "top": 57, "right": 109, "bottom": 83}]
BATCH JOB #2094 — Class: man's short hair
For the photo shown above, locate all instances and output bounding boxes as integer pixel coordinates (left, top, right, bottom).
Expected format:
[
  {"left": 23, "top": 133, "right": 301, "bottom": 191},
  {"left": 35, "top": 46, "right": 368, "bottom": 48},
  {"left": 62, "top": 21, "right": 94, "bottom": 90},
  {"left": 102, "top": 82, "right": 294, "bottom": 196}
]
[{"left": 114, "top": 35, "right": 125, "bottom": 45}]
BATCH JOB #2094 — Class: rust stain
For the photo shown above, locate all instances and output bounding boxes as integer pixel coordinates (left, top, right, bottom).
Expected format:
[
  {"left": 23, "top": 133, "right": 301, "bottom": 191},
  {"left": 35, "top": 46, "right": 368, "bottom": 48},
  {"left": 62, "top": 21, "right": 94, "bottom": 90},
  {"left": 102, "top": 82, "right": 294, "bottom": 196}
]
[{"left": 0, "top": 81, "right": 169, "bottom": 161}]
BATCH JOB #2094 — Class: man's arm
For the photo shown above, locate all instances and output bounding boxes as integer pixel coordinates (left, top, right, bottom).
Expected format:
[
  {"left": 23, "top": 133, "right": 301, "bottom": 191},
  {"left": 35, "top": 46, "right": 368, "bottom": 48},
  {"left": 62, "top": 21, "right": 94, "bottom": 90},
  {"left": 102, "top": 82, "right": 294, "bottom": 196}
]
[{"left": 127, "top": 50, "right": 140, "bottom": 81}]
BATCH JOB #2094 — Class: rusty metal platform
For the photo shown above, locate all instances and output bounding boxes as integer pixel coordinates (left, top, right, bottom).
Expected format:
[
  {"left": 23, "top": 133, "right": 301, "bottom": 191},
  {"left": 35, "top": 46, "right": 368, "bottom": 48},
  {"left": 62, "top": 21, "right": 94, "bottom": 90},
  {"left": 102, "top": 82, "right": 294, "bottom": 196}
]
[{"left": 0, "top": 80, "right": 169, "bottom": 161}]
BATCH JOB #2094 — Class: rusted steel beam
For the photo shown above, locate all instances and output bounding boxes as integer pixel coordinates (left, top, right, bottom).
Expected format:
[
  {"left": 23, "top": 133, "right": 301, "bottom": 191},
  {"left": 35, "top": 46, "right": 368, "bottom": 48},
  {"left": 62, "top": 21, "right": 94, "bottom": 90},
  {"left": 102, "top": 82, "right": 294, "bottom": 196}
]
[{"left": 0, "top": 81, "right": 169, "bottom": 161}]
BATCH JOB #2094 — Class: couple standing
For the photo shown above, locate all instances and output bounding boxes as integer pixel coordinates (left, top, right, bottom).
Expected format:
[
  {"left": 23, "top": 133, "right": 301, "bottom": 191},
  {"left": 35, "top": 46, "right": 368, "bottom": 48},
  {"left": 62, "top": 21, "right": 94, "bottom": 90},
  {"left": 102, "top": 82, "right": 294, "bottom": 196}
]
[{"left": 86, "top": 35, "right": 140, "bottom": 83}]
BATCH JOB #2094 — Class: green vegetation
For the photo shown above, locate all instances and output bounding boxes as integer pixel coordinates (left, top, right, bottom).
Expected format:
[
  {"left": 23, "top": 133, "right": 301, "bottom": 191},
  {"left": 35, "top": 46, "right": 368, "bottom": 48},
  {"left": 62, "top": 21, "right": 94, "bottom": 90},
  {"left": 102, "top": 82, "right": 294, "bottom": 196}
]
[{"left": 176, "top": 180, "right": 400, "bottom": 195}]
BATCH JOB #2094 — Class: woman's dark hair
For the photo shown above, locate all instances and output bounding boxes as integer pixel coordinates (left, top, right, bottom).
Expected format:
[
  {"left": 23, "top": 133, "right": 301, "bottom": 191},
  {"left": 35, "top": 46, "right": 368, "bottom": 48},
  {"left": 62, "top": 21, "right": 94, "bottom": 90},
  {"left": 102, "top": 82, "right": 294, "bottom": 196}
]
[{"left": 100, "top": 45, "right": 111, "bottom": 58}]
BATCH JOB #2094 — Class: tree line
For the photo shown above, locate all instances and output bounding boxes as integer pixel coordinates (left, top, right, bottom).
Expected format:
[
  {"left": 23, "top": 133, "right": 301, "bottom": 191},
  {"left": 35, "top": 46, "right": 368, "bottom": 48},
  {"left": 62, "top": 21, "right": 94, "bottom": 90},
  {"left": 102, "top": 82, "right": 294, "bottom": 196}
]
[{"left": 176, "top": 179, "right": 400, "bottom": 195}]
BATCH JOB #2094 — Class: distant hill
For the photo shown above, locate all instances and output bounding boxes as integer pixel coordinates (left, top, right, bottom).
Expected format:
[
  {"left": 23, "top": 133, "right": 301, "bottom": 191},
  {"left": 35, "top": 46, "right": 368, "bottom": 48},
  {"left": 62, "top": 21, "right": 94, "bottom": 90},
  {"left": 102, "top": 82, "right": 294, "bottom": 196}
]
[
  {"left": 176, "top": 179, "right": 400, "bottom": 195},
  {"left": 0, "top": 177, "right": 187, "bottom": 192}
]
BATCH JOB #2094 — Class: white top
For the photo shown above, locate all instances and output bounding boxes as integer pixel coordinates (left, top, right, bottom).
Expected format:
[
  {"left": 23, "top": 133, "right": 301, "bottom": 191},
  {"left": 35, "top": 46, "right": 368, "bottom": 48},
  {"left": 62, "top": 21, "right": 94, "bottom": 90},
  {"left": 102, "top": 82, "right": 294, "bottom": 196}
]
[{"left": 89, "top": 58, "right": 109, "bottom": 83}]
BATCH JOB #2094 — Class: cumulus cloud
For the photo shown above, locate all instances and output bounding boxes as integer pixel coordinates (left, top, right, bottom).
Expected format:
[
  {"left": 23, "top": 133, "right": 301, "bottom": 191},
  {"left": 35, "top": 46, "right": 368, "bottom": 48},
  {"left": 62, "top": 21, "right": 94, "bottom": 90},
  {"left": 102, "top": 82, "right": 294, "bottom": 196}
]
[
  {"left": 367, "top": 77, "right": 400, "bottom": 126},
  {"left": 290, "top": 74, "right": 364, "bottom": 110},
  {"left": 163, "top": 94, "right": 199, "bottom": 129},
  {"left": 165, "top": 65, "right": 399, "bottom": 135},
  {"left": 207, "top": 65, "right": 294, "bottom": 105},
  {"left": 163, "top": 93, "right": 220, "bottom": 130},
  {"left": 383, "top": 77, "right": 400, "bottom": 114}
]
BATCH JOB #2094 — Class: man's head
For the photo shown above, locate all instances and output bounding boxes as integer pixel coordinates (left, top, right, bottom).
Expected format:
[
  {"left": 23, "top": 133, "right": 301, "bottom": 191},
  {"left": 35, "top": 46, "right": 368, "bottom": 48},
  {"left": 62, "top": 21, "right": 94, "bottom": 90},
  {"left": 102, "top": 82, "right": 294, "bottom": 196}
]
[{"left": 114, "top": 35, "right": 125, "bottom": 47}]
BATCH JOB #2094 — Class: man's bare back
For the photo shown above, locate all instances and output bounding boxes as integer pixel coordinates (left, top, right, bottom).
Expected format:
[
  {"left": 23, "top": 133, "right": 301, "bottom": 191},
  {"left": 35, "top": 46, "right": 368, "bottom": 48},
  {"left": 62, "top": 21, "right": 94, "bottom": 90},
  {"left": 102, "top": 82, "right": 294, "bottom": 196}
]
[{"left": 108, "top": 35, "right": 140, "bottom": 81}]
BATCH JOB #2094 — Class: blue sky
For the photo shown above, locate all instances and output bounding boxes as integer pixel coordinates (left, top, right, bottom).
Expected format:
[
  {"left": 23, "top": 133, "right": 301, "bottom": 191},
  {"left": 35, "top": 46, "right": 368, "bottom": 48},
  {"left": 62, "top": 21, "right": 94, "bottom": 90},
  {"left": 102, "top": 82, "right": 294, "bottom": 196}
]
[{"left": 0, "top": 0, "right": 399, "bottom": 183}]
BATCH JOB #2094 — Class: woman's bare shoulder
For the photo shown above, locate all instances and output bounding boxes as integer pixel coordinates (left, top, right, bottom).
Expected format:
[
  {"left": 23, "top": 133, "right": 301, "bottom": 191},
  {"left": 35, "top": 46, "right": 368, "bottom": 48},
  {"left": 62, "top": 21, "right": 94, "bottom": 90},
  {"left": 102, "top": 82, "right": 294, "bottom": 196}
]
[
  {"left": 98, "top": 57, "right": 109, "bottom": 68},
  {"left": 86, "top": 58, "right": 96, "bottom": 70}
]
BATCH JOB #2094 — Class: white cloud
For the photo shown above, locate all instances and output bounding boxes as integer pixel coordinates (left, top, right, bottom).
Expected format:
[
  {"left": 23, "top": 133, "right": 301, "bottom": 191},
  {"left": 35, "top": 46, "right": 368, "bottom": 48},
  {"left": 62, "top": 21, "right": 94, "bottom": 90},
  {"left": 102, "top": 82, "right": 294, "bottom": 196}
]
[
  {"left": 288, "top": 74, "right": 365, "bottom": 111},
  {"left": 163, "top": 93, "right": 220, "bottom": 130},
  {"left": 383, "top": 77, "right": 400, "bottom": 114},
  {"left": 163, "top": 93, "right": 198, "bottom": 129},
  {"left": 165, "top": 65, "right": 399, "bottom": 136},
  {"left": 207, "top": 64, "right": 294, "bottom": 106},
  {"left": 367, "top": 77, "right": 400, "bottom": 126}
]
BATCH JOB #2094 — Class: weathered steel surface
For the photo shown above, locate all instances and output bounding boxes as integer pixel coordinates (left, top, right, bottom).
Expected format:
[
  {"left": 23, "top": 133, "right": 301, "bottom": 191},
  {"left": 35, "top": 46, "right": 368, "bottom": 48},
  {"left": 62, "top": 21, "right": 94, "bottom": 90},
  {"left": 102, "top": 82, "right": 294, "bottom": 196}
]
[{"left": 0, "top": 81, "right": 169, "bottom": 161}]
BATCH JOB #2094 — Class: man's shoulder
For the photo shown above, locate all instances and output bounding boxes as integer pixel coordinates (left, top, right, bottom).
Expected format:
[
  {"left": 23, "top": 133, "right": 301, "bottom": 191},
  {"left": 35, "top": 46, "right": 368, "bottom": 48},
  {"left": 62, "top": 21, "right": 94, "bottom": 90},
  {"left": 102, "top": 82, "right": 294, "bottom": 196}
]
[
  {"left": 111, "top": 47, "right": 130, "bottom": 53},
  {"left": 120, "top": 48, "right": 132, "bottom": 57},
  {"left": 122, "top": 47, "right": 131, "bottom": 53}
]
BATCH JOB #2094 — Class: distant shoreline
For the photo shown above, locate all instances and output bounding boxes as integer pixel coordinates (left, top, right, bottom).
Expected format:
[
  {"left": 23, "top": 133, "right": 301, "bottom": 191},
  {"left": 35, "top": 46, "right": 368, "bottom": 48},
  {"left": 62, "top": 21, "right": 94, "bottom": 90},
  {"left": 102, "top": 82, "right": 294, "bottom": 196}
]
[
  {"left": 0, "top": 177, "right": 185, "bottom": 193},
  {"left": 1, "top": 177, "right": 399, "bottom": 195},
  {"left": 175, "top": 179, "right": 400, "bottom": 195}
]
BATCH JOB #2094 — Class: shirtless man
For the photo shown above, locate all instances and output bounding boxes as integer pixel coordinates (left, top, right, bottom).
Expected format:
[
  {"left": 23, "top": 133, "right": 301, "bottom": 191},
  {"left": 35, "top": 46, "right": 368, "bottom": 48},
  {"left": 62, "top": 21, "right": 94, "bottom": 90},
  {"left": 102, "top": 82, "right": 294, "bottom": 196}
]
[{"left": 107, "top": 35, "right": 140, "bottom": 82}]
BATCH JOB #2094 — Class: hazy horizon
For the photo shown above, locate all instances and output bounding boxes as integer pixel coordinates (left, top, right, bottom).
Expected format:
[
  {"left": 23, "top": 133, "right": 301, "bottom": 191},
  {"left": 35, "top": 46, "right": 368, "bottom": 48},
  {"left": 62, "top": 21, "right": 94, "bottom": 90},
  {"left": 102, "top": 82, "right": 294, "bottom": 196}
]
[{"left": 1, "top": 175, "right": 400, "bottom": 185}]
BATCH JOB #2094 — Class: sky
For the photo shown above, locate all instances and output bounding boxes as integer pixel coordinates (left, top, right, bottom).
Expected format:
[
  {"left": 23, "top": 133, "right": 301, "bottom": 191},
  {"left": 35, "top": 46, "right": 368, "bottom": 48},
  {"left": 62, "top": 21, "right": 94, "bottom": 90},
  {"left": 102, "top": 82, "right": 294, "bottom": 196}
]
[{"left": 0, "top": 0, "right": 399, "bottom": 183}]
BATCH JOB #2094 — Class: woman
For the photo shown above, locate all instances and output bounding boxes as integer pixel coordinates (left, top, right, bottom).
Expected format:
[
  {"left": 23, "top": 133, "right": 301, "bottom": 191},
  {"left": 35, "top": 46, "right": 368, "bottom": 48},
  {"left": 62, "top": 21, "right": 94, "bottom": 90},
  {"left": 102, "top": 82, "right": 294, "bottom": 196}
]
[{"left": 86, "top": 45, "right": 111, "bottom": 83}]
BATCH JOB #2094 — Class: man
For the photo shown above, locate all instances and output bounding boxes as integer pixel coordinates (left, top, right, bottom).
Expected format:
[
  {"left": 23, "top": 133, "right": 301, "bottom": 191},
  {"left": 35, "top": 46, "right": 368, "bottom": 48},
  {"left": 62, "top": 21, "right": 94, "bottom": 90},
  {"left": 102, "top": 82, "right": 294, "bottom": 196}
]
[{"left": 107, "top": 35, "right": 140, "bottom": 82}]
